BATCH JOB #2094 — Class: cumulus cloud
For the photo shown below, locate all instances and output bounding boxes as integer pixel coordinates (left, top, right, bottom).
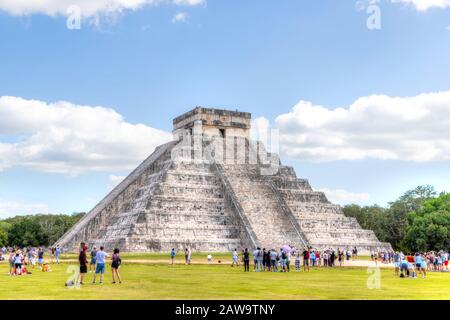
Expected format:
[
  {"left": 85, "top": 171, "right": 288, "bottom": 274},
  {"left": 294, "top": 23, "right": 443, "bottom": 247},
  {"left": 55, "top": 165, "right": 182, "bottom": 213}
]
[
  {"left": 0, "top": 0, "right": 205, "bottom": 18},
  {"left": 390, "top": 0, "right": 450, "bottom": 11},
  {"left": 0, "top": 199, "right": 50, "bottom": 218},
  {"left": 171, "top": 11, "right": 189, "bottom": 23},
  {"left": 0, "top": 96, "right": 172, "bottom": 175},
  {"left": 317, "top": 188, "right": 370, "bottom": 205},
  {"left": 275, "top": 90, "right": 450, "bottom": 162}
]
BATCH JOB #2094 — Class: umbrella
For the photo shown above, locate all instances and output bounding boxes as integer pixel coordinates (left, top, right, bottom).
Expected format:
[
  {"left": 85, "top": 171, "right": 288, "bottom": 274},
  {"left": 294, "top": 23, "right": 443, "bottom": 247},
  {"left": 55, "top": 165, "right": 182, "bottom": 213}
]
[{"left": 282, "top": 245, "right": 291, "bottom": 253}]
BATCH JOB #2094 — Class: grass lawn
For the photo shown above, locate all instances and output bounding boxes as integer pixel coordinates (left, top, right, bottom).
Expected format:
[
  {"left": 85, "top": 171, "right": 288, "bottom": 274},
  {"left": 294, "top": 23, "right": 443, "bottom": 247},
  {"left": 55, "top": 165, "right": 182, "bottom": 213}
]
[{"left": 0, "top": 257, "right": 449, "bottom": 300}]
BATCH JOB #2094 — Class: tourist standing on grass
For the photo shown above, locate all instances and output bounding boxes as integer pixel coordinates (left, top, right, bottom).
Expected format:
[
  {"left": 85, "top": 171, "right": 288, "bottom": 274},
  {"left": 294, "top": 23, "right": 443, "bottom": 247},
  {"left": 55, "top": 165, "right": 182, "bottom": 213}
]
[
  {"left": 310, "top": 249, "right": 316, "bottom": 268},
  {"left": 243, "top": 248, "right": 250, "bottom": 272},
  {"left": 393, "top": 252, "right": 400, "bottom": 275},
  {"left": 90, "top": 246, "right": 97, "bottom": 272},
  {"left": 170, "top": 248, "right": 176, "bottom": 265},
  {"left": 184, "top": 248, "right": 191, "bottom": 265},
  {"left": 257, "top": 247, "right": 263, "bottom": 272},
  {"left": 330, "top": 250, "right": 336, "bottom": 267},
  {"left": 92, "top": 246, "right": 107, "bottom": 284},
  {"left": 8, "top": 249, "right": 15, "bottom": 275},
  {"left": 111, "top": 248, "right": 122, "bottom": 284},
  {"left": 13, "top": 250, "right": 23, "bottom": 275},
  {"left": 231, "top": 249, "right": 239, "bottom": 267},
  {"left": 302, "top": 249, "right": 310, "bottom": 271},
  {"left": 286, "top": 250, "right": 291, "bottom": 272},
  {"left": 270, "top": 249, "right": 277, "bottom": 272},
  {"left": 253, "top": 248, "right": 259, "bottom": 271},
  {"left": 55, "top": 245, "right": 61, "bottom": 264},
  {"left": 443, "top": 251, "right": 449, "bottom": 272},
  {"left": 38, "top": 247, "right": 44, "bottom": 266},
  {"left": 262, "top": 248, "right": 267, "bottom": 271},
  {"left": 78, "top": 245, "right": 88, "bottom": 285},
  {"left": 295, "top": 252, "right": 300, "bottom": 271}
]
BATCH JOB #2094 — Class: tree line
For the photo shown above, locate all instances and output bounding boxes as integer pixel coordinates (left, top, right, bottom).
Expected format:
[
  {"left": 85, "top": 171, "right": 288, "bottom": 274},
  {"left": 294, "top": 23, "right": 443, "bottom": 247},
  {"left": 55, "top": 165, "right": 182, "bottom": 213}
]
[
  {"left": 0, "top": 212, "right": 85, "bottom": 247},
  {"left": 342, "top": 185, "right": 450, "bottom": 252}
]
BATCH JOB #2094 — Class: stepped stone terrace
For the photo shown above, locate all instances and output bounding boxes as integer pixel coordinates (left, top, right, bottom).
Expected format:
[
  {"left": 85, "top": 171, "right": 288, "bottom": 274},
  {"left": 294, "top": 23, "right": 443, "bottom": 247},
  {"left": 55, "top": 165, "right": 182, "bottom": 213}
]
[{"left": 57, "top": 107, "right": 392, "bottom": 254}]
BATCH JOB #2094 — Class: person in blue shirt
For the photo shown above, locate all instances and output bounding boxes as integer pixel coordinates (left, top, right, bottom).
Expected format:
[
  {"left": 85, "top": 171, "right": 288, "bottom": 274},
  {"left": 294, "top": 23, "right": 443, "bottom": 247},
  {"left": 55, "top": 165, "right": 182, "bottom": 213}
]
[
  {"left": 92, "top": 246, "right": 108, "bottom": 284},
  {"left": 414, "top": 253, "right": 425, "bottom": 278},
  {"left": 55, "top": 245, "right": 61, "bottom": 264},
  {"left": 170, "top": 248, "right": 176, "bottom": 265}
]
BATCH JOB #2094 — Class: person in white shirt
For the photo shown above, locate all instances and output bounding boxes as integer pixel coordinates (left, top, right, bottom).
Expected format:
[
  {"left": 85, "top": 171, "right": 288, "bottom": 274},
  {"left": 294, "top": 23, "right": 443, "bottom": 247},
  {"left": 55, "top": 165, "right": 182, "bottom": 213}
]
[{"left": 231, "top": 249, "right": 239, "bottom": 267}]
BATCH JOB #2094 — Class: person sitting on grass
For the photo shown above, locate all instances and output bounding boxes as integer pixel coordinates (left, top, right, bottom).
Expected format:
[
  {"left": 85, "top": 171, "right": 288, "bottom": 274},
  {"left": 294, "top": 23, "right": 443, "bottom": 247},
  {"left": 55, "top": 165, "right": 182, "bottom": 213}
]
[
  {"left": 111, "top": 248, "right": 122, "bottom": 284},
  {"left": 78, "top": 245, "right": 88, "bottom": 285},
  {"left": 92, "top": 246, "right": 108, "bottom": 284}
]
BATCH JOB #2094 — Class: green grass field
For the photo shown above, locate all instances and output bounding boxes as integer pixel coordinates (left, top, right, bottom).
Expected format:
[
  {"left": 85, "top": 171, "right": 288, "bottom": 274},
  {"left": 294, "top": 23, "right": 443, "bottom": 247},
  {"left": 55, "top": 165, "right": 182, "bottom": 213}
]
[{"left": 0, "top": 255, "right": 449, "bottom": 300}]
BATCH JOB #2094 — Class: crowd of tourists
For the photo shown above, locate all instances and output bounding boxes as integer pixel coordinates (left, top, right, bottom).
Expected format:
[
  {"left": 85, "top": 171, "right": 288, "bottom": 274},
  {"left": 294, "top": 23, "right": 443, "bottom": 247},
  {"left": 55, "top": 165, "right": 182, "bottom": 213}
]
[
  {"left": 381, "top": 251, "right": 449, "bottom": 279},
  {"left": 76, "top": 242, "right": 122, "bottom": 285},
  {"left": 0, "top": 245, "right": 61, "bottom": 276},
  {"left": 234, "top": 246, "right": 358, "bottom": 272}
]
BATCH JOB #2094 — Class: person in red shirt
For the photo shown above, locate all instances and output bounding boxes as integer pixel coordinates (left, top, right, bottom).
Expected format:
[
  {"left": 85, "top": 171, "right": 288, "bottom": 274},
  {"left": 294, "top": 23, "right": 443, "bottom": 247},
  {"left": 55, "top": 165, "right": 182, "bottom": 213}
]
[{"left": 78, "top": 245, "right": 88, "bottom": 285}]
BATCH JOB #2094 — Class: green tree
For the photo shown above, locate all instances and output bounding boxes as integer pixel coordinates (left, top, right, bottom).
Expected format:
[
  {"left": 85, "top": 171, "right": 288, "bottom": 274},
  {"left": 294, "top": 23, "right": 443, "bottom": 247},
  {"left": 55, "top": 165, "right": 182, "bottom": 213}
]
[
  {"left": 7, "top": 218, "right": 48, "bottom": 247},
  {"left": 402, "top": 193, "right": 450, "bottom": 252}
]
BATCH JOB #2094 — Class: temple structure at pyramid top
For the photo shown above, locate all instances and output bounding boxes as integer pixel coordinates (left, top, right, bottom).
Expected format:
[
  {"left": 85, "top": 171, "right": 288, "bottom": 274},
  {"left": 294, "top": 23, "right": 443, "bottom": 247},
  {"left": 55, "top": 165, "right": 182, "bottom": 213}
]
[{"left": 57, "top": 107, "right": 392, "bottom": 254}]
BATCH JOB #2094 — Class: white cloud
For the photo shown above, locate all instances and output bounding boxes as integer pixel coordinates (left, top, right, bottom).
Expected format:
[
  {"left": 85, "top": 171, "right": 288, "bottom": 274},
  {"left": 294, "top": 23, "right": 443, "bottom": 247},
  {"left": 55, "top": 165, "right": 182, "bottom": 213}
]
[
  {"left": 0, "top": 96, "right": 172, "bottom": 175},
  {"left": 171, "top": 11, "right": 189, "bottom": 23},
  {"left": 0, "top": 199, "right": 50, "bottom": 218},
  {"left": 275, "top": 90, "right": 450, "bottom": 162},
  {"left": 446, "top": 25, "right": 450, "bottom": 30},
  {"left": 391, "top": 0, "right": 450, "bottom": 11},
  {"left": 107, "top": 175, "right": 126, "bottom": 191},
  {"left": 0, "top": 0, "right": 205, "bottom": 18},
  {"left": 317, "top": 188, "right": 370, "bottom": 205}
]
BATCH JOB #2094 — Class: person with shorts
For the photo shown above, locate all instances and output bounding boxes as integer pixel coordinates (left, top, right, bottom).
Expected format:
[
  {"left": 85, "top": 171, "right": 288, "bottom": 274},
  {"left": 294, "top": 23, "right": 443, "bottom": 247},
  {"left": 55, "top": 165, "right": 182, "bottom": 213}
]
[
  {"left": 303, "top": 249, "right": 310, "bottom": 271},
  {"left": 231, "top": 249, "right": 239, "bottom": 267},
  {"left": 13, "top": 250, "right": 23, "bottom": 275},
  {"left": 92, "top": 246, "right": 107, "bottom": 284},
  {"left": 414, "top": 252, "right": 424, "bottom": 277},
  {"left": 310, "top": 249, "right": 316, "bottom": 268},
  {"left": 111, "top": 248, "right": 122, "bottom": 284},
  {"left": 78, "top": 245, "right": 88, "bottom": 285},
  {"left": 90, "top": 246, "right": 97, "bottom": 272},
  {"left": 270, "top": 249, "right": 277, "bottom": 272}
]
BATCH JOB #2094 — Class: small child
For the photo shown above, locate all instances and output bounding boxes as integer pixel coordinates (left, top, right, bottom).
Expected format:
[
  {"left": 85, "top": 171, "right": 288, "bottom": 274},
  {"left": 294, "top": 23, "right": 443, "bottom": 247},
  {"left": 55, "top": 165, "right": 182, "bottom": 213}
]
[{"left": 295, "top": 253, "right": 300, "bottom": 272}]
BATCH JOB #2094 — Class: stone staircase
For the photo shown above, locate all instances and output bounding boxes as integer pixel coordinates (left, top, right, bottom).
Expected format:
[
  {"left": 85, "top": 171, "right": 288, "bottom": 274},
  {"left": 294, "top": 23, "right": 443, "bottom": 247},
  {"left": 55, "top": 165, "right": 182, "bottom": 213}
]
[
  {"left": 220, "top": 164, "right": 307, "bottom": 250},
  {"left": 269, "top": 165, "right": 392, "bottom": 252}
]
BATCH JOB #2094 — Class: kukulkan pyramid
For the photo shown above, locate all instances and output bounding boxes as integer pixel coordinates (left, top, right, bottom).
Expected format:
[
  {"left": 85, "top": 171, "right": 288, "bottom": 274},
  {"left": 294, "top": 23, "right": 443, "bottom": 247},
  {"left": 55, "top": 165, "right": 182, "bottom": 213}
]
[{"left": 57, "top": 107, "right": 392, "bottom": 254}]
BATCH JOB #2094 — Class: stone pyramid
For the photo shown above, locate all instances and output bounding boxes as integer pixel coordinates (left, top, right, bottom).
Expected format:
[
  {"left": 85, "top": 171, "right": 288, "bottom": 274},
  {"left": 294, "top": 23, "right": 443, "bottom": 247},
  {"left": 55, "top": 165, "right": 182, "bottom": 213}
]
[{"left": 57, "top": 107, "right": 392, "bottom": 253}]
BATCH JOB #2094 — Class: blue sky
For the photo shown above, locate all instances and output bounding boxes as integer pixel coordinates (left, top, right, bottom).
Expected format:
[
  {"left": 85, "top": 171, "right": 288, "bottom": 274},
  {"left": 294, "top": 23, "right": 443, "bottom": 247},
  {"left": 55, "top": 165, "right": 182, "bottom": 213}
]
[{"left": 1, "top": 0, "right": 450, "bottom": 217}]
